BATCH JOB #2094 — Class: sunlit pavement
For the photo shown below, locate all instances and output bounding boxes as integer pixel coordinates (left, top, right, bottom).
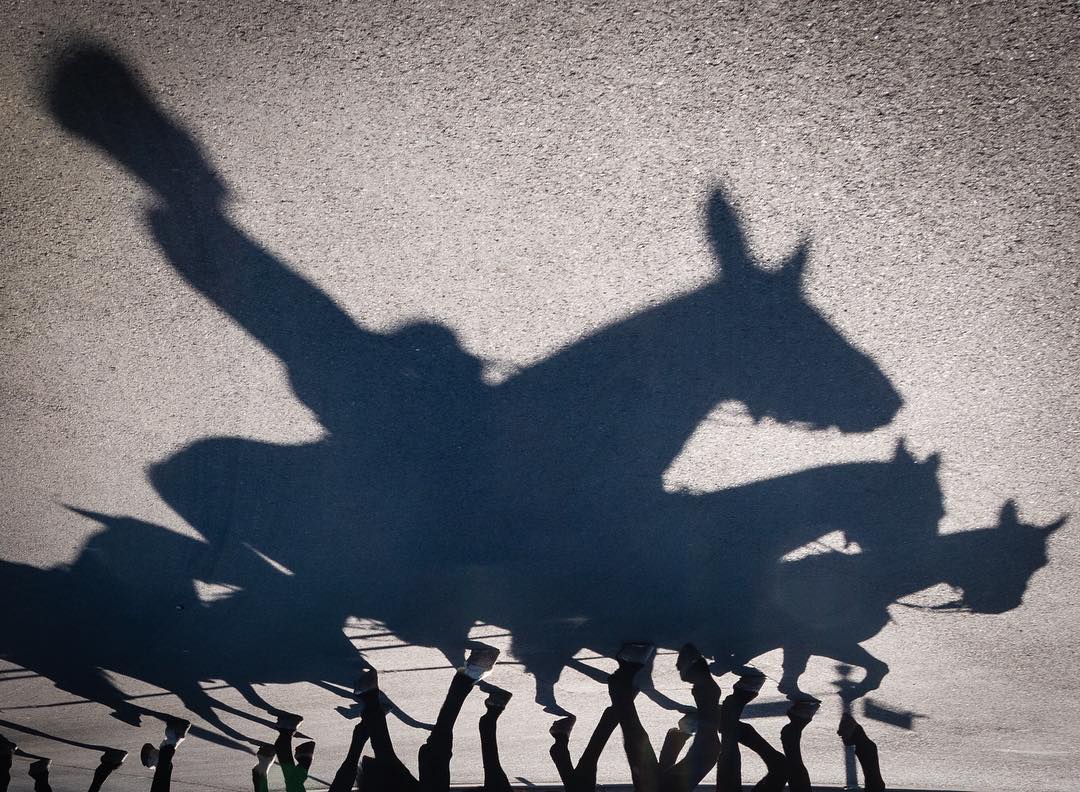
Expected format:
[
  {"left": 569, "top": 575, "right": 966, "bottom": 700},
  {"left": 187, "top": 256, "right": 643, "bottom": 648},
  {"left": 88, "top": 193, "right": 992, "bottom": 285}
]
[{"left": 2, "top": 1, "right": 1079, "bottom": 790}]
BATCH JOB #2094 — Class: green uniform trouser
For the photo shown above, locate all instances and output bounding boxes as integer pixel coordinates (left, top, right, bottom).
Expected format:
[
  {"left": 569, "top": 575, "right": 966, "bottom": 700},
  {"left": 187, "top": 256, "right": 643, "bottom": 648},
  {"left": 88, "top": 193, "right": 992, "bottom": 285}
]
[
  {"left": 253, "top": 732, "right": 311, "bottom": 792},
  {"left": 251, "top": 760, "right": 309, "bottom": 791}
]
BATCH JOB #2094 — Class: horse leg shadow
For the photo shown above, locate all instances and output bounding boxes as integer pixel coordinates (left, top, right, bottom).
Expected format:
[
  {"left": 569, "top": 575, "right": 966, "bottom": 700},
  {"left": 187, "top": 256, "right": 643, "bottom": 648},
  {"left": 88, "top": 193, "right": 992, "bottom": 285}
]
[
  {"left": 56, "top": 667, "right": 144, "bottom": 728},
  {"left": 827, "top": 643, "right": 890, "bottom": 701},
  {"left": 778, "top": 646, "right": 812, "bottom": 699},
  {"left": 169, "top": 682, "right": 267, "bottom": 745},
  {"left": 314, "top": 678, "right": 432, "bottom": 729},
  {"left": 515, "top": 651, "right": 573, "bottom": 716},
  {"left": 776, "top": 642, "right": 890, "bottom": 701},
  {"left": 563, "top": 657, "right": 693, "bottom": 715},
  {"left": 231, "top": 682, "right": 292, "bottom": 729}
]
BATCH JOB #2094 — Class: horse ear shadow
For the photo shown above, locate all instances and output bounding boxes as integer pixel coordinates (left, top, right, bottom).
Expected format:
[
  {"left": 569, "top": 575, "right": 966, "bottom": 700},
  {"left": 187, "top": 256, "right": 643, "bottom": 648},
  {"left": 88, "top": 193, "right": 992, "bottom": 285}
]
[
  {"left": 62, "top": 502, "right": 114, "bottom": 525},
  {"left": 705, "top": 186, "right": 752, "bottom": 278},
  {"left": 892, "top": 438, "right": 914, "bottom": 464},
  {"left": 998, "top": 499, "right": 1020, "bottom": 527},
  {"left": 777, "top": 238, "right": 810, "bottom": 292},
  {"left": 1043, "top": 514, "right": 1068, "bottom": 535}
]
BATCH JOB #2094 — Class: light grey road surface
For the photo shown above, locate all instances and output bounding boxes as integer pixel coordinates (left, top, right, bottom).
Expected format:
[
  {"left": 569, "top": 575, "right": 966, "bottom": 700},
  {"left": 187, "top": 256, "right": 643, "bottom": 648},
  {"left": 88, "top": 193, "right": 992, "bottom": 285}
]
[{"left": 1, "top": 1, "right": 1078, "bottom": 790}]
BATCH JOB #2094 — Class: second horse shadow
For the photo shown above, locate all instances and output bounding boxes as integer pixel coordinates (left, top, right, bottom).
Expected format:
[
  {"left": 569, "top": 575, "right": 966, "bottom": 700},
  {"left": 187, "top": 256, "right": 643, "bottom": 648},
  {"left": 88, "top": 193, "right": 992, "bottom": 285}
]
[{"left": 3, "top": 41, "right": 1062, "bottom": 742}]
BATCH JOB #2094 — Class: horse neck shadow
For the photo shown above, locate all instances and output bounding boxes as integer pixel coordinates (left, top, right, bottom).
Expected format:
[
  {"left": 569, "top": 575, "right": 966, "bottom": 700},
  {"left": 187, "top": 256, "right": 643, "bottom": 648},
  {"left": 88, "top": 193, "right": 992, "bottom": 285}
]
[{"left": 492, "top": 188, "right": 903, "bottom": 495}]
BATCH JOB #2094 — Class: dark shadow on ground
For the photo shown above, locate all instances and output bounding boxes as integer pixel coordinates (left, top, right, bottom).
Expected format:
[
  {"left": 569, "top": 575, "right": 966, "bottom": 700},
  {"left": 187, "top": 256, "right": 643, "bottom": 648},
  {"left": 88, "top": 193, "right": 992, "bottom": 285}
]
[{"left": 0, "top": 41, "right": 1062, "bottom": 746}]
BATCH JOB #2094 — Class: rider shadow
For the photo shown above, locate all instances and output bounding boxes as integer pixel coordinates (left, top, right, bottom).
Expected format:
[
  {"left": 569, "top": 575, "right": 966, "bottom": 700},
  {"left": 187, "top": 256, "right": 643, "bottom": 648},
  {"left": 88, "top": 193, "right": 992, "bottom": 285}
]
[{"left": 9, "top": 39, "right": 1062, "bottom": 742}]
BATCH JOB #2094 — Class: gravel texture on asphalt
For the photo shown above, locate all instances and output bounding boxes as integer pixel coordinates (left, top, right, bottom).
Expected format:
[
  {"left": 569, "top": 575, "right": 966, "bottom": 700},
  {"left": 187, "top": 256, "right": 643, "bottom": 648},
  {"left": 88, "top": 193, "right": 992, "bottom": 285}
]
[{"left": 1, "top": 2, "right": 1078, "bottom": 790}]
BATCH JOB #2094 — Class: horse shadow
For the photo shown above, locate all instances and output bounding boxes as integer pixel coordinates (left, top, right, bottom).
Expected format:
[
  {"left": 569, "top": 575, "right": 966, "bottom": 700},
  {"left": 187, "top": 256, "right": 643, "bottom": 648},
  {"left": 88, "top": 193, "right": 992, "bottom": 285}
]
[{"left": 0, "top": 40, "right": 1062, "bottom": 741}]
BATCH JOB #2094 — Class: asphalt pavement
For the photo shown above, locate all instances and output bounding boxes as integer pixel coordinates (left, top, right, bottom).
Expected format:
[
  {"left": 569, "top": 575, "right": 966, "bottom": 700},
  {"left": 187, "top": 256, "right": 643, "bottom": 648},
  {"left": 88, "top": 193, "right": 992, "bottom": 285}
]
[{"left": 1, "top": 1, "right": 1078, "bottom": 790}]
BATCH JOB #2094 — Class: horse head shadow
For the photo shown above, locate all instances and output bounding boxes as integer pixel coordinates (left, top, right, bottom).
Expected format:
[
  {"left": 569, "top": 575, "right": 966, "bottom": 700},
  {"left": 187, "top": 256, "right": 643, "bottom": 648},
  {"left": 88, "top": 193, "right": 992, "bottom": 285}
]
[
  {"left": 9, "top": 41, "right": 1056, "bottom": 738},
  {"left": 767, "top": 499, "right": 1066, "bottom": 700}
]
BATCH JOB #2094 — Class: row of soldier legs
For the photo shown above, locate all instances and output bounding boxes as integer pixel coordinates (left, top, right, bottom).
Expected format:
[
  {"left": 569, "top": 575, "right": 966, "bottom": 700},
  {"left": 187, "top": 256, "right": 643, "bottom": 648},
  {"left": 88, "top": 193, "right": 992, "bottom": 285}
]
[{"left": 0, "top": 641, "right": 884, "bottom": 791}]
